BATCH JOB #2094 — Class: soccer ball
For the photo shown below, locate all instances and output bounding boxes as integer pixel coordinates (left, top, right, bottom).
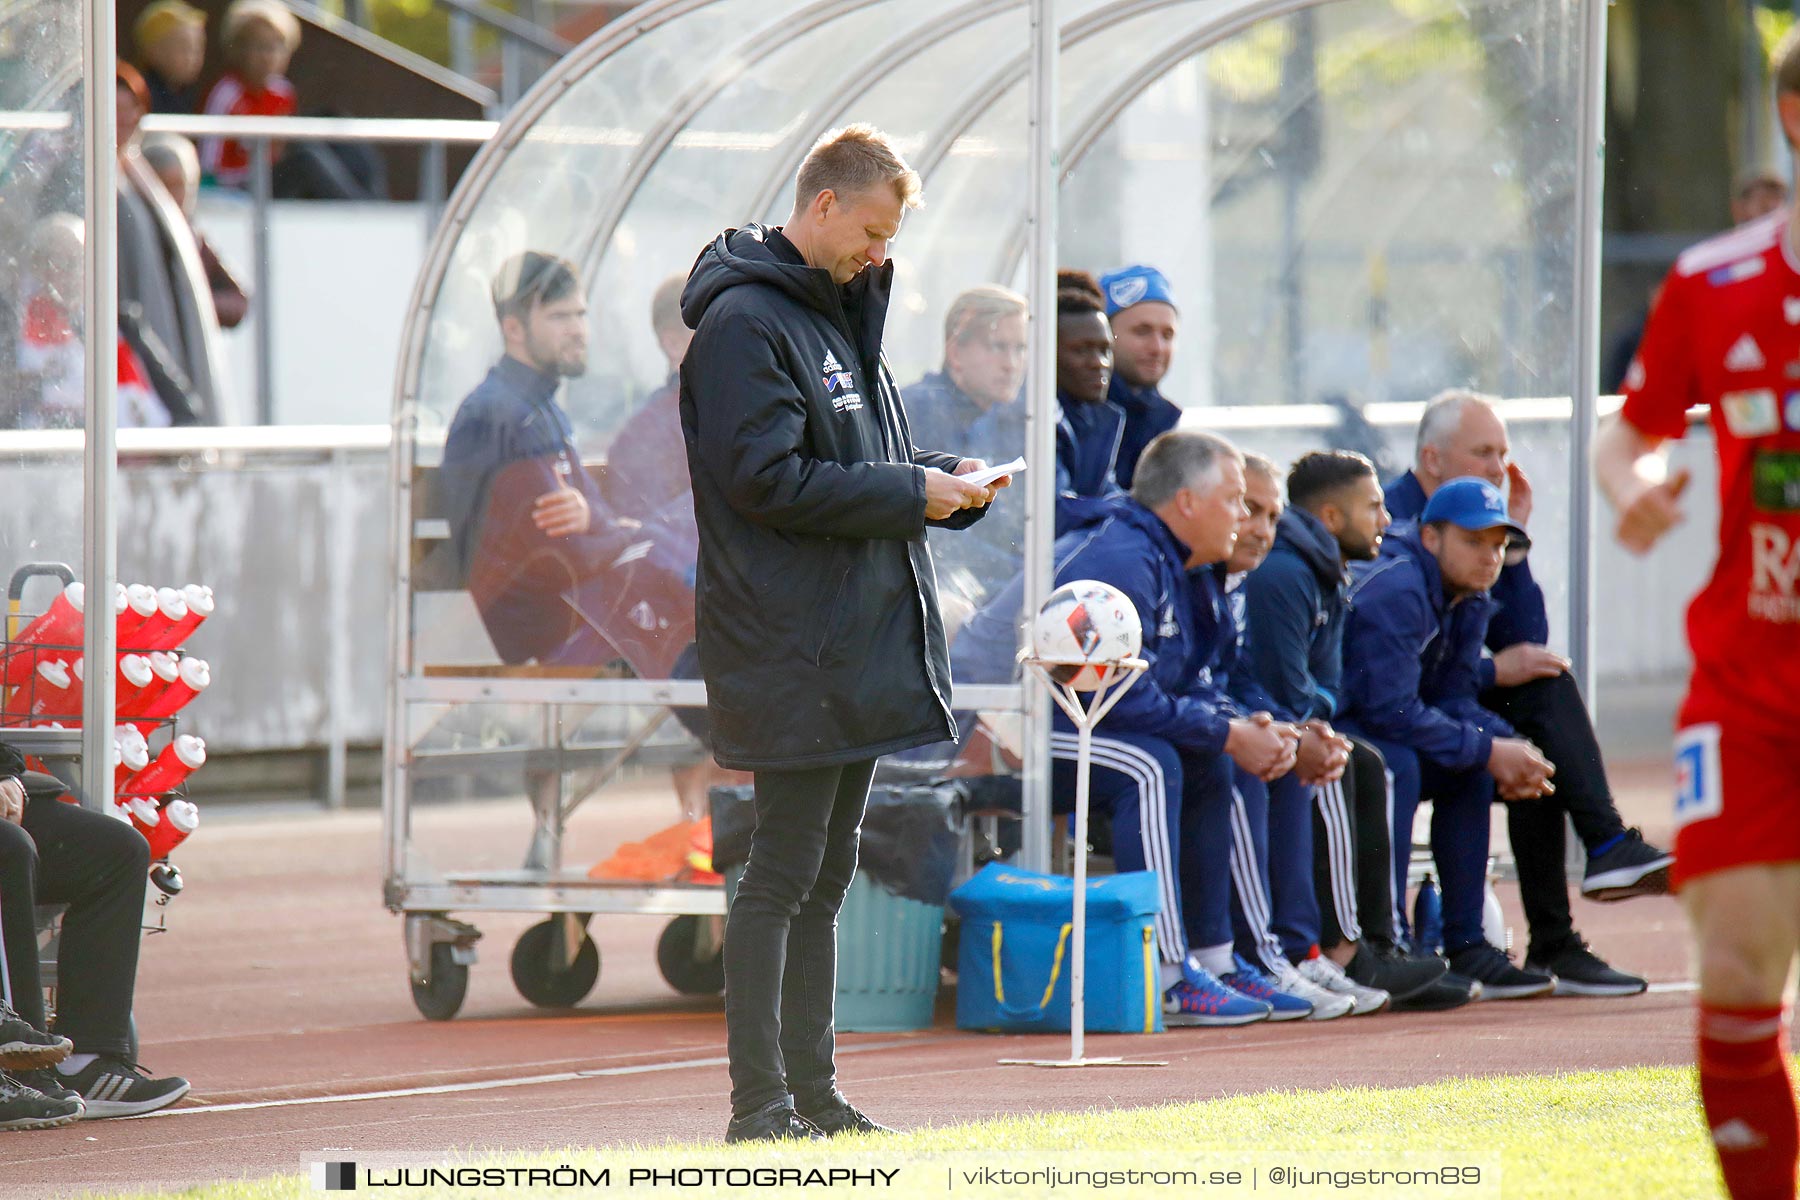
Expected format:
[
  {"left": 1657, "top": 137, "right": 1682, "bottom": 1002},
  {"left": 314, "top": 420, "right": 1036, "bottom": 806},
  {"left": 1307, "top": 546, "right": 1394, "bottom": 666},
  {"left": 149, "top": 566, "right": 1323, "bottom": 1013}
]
[{"left": 1028, "top": 580, "right": 1143, "bottom": 691}]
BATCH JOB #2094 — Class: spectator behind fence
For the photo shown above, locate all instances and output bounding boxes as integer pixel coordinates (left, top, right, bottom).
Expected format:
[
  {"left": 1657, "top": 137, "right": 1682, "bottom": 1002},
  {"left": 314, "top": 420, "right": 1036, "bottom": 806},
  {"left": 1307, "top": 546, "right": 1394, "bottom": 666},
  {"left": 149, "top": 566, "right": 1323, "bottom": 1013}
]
[
  {"left": 1099, "top": 265, "right": 1181, "bottom": 490},
  {"left": 116, "top": 61, "right": 224, "bottom": 421},
  {"left": 140, "top": 132, "right": 250, "bottom": 329},
  {"left": 1054, "top": 271, "right": 1126, "bottom": 535},
  {"left": 1338, "top": 477, "right": 1559, "bottom": 1001},
  {"left": 1239, "top": 450, "right": 1468, "bottom": 1011},
  {"left": 133, "top": 0, "right": 207, "bottom": 114},
  {"left": 0, "top": 748, "right": 190, "bottom": 1122},
  {"left": 202, "top": 1, "right": 383, "bottom": 201},
  {"left": 1386, "top": 391, "right": 1668, "bottom": 996}
]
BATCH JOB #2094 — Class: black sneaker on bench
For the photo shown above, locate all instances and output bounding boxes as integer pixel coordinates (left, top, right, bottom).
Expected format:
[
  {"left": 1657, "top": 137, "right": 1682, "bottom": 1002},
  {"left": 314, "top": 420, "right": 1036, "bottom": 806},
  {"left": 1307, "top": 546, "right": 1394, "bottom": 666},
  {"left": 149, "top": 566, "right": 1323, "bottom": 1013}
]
[
  {"left": 0, "top": 1073, "right": 81, "bottom": 1132},
  {"left": 0, "top": 1003, "right": 70, "bottom": 1071}
]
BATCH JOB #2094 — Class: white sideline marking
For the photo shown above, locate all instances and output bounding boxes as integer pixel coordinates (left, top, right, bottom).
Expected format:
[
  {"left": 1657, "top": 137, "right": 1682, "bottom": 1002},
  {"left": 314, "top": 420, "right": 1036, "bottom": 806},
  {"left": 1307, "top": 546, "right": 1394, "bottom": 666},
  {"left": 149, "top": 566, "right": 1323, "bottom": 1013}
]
[
  {"left": 1647, "top": 981, "right": 1699, "bottom": 994},
  {"left": 143, "top": 1039, "right": 931, "bottom": 1119}
]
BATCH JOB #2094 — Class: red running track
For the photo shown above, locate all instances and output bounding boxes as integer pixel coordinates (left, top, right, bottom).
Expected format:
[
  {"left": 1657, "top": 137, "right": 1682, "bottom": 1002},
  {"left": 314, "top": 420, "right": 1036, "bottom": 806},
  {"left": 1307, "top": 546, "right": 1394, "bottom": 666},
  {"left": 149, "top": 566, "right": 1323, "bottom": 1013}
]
[{"left": 1, "top": 762, "right": 1698, "bottom": 1198}]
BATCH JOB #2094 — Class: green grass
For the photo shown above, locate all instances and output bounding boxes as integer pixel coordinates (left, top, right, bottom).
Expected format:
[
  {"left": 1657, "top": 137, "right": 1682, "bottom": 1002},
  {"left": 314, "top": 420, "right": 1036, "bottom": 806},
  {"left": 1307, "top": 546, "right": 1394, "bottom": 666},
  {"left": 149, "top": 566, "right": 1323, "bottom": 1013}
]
[{"left": 109, "top": 1065, "right": 1719, "bottom": 1199}]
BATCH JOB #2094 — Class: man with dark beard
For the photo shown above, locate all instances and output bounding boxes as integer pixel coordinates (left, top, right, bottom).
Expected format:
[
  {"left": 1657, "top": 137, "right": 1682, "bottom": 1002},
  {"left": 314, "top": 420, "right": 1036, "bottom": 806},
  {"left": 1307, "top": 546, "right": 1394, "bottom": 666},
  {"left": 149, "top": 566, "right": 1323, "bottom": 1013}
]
[
  {"left": 1242, "top": 451, "right": 1467, "bottom": 1010},
  {"left": 441, "top": 251, "right": 652, "bottom": 666}
]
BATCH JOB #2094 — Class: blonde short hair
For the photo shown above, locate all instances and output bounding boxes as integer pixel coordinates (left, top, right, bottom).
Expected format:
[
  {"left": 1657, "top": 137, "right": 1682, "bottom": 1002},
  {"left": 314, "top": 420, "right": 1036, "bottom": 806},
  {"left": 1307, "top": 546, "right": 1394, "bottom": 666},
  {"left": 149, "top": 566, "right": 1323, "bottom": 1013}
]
[
  {"left": 223, "top": 0, "right": 301, "bottom": 53},
  {"left": 794, "top": 124, "right": 923, "bottom": 212},
  {"left": 943, "top": 284, "right": 1027, "bottom": 347},
  {"left": 134, "top": 0, "right": 206, "bottom": 53}
]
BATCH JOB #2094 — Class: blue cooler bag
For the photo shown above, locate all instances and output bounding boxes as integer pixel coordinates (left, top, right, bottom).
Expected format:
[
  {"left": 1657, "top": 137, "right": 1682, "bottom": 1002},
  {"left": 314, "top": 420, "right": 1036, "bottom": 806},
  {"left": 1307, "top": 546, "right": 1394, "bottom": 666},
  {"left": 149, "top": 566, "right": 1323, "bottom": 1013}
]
[{"left": 948, "top": 862, "right": 1163, "bottom": 1034}]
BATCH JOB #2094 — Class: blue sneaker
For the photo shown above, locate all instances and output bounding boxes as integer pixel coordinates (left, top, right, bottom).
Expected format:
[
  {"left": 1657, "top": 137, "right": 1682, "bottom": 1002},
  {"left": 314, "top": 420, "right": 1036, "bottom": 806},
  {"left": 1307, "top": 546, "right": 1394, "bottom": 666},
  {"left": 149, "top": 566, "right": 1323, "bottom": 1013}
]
[
  {"left": 1163, "top": 961, "right": 1272, "bottom": 1027},
  {"left": 1219, "top": 955, "right": 1316, "bottom": 1022}
]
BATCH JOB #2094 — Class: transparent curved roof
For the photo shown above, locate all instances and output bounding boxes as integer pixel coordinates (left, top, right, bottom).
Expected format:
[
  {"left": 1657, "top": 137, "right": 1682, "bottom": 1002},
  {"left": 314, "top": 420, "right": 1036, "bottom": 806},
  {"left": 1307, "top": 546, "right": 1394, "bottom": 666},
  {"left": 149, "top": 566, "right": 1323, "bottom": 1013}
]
[{"left": 395, "top": 0, "right": 1595, "bottom": 687}]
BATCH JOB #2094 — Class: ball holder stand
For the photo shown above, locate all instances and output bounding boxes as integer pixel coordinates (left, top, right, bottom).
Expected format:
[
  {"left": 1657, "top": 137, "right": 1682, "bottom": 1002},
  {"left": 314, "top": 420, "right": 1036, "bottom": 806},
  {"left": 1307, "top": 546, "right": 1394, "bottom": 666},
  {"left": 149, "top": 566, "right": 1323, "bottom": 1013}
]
[{"left": 1001, "top": 655, "right": 1166, "bottom": 1070}]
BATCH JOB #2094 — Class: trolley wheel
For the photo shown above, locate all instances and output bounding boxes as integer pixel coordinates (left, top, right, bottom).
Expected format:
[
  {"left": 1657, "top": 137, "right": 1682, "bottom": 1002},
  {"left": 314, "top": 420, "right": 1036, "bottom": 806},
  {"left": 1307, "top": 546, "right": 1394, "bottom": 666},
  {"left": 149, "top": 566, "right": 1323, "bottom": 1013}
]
[
  {"left": 656, "top": 915, "right": 724, "bottom": 995},
  {"left": 411, "top": 943, "right": 470, "bottom": 1021},
  {"left": 510, "top": 919, "right": 599, "bottom": 1008}
]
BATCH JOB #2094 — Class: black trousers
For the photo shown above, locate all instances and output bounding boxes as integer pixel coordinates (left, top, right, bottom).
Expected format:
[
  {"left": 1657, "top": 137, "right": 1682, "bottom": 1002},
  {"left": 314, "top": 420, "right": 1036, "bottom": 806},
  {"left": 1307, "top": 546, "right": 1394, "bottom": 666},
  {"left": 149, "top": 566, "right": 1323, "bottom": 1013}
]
[
  {"left": 0, "top": 774, "right": 148, "bottom": 1057},
  {"left": 723, "top": 758, "right": 875, "bottom": 1118},
  {"left": 1313, "top": 737, "right": 1397, "bottom": 950},
  {"left": 1479, "top": 671, "right": 1627, "bottom": 958}
]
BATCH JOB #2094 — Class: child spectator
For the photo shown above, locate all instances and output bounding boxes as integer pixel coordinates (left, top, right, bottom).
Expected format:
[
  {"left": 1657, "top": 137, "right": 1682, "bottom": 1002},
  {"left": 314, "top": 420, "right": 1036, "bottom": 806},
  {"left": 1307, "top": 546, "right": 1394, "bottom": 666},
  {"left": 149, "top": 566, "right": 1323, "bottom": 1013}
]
[
  {"left": 133, "top": 0, "right": 208, "bottom": 114},
  {"left": 200, "top": 0, "right": 300, "bottom": 189},
  {"left": 199, "top": 2, "right": 384, "bottom": 200}
]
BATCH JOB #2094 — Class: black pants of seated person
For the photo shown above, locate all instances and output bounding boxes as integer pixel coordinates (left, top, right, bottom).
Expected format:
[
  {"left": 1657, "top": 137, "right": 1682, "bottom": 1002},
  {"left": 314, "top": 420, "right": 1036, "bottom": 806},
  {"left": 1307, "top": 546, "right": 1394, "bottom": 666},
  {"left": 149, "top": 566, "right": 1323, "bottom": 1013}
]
[
  {"left": 0, "top": 774, "right": 148, "bottom": 1056},
  {"left": 724, "top": 758, "right": 875, "bottom": 1119},
  {"left": 1479, "top": 671, "right": 1627, "bottom": 960},
  {"left": 1313, "top": 737, "right": 1397, "bottom": 951}
]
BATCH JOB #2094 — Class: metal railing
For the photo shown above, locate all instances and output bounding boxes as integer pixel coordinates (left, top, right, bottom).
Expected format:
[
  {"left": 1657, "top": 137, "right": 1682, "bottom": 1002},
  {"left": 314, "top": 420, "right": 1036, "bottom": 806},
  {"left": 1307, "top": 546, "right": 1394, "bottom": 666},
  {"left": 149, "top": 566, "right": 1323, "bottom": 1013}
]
[{"left": 138, "top": 114, "right": 497, "bottom": 425}]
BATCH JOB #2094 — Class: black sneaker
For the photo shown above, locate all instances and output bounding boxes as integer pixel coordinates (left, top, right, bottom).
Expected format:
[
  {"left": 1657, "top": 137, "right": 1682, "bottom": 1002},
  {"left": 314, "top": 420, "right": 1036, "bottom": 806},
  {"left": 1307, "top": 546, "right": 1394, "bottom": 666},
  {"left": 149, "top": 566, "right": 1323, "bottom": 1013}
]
[
  {"left": 0, "top": 1073, "right": 81, "bottom": 1131},
  {"left": 724, "top": 1099, "right": 826, "bottom": 1144},
  {"left": 0, "top": 1003, "right": 71, "bottom": 1071},
  {"left": 798, "top": 1096, "right": 896, "bottom": 1136},
  {"left": 1346, "top": 941, "right": 1449, "bottom": 1002},
  {"left": 1526, "top": 938, "right": 1647, "bottom": 998},
  {"left": 1581, "top": 829, "right": 1673, "bottom": 901},
  {"left": 1389, "top": 973, "right": 1476, "bottom": 1012},
  {"left": 58, "top": 1057, "right": 190, "bottom": 1119},
  {"left": 12, "top": 1070, "right": 83, "bottom": 1117},
  {"left": 1447, "top": 943, "right": 1557, "bottom": 1001}
]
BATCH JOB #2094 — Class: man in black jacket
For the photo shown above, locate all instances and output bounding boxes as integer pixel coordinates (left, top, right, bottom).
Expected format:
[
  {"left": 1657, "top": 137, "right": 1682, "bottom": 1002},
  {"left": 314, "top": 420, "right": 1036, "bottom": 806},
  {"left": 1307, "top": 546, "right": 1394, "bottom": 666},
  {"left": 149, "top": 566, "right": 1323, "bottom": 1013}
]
[{"left": 680, "top": 124, "right": 1001, "bottom": 1143}]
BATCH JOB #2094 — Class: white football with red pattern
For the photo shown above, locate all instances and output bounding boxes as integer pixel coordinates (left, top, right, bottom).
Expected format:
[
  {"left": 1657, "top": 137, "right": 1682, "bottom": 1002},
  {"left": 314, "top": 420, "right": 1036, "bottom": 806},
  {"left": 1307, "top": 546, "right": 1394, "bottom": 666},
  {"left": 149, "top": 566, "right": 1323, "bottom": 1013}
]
[{"left": 1029, "top": 579, "right": 1142, "bottom": 691}]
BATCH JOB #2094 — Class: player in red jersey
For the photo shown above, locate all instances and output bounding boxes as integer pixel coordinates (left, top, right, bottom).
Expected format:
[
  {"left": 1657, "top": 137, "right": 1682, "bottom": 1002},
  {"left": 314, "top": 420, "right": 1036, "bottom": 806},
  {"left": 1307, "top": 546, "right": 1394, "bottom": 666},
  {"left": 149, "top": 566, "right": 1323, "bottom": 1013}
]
[{"left": 1594, "top": 33, "right": 1800, "bottom": 1200}]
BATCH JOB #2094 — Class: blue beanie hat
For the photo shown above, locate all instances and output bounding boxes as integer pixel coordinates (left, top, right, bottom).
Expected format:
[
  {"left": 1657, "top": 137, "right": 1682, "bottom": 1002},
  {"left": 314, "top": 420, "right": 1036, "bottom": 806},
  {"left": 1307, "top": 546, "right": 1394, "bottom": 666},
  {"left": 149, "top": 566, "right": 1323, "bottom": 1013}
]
[{"left": 1098, "top": 264, "right": 1176, "bottom": 317}]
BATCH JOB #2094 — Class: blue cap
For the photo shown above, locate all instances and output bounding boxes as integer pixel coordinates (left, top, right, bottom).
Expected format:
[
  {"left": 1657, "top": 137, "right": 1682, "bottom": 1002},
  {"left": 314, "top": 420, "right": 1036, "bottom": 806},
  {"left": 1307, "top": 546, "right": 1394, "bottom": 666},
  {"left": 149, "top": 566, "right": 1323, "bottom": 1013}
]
[
  {"left": 1420, "top": 477, "right": 1527, "bottom": 539},
  {"left": 1098, "top": 264, "right": 1176, "bottom": 317}
]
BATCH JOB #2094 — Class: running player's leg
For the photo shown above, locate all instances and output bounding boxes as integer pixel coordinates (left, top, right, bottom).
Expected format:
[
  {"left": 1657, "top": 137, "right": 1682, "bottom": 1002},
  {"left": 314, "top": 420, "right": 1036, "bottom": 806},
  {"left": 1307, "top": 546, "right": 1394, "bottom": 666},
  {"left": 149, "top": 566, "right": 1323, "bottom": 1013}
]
[
  {"left": 1684, "top": 863, "right": 1800, "bottom": 1200},
  {"left": 1675, "top": 723, "right": 1800, "bottom": 1199}
]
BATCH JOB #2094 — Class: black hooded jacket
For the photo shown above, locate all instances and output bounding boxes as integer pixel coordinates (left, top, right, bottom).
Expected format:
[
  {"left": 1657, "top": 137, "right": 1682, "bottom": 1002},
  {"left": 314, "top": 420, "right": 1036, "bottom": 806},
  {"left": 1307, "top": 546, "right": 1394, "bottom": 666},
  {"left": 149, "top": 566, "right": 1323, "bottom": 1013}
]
[{"left": 678, "top": 224, "right": 985, "bottom": 770}]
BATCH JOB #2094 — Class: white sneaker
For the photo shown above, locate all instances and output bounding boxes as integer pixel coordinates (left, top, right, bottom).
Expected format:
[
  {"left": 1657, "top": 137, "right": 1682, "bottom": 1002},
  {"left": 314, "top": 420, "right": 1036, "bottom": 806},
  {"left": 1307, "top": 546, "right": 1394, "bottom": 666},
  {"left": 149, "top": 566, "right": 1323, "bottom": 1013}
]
[
  {"left": 1270, "top": 960, "right": 1354, "bottom": 1020},
  {"left": 1298, "top": 954, "right": 1390, "bottom": 1016}
]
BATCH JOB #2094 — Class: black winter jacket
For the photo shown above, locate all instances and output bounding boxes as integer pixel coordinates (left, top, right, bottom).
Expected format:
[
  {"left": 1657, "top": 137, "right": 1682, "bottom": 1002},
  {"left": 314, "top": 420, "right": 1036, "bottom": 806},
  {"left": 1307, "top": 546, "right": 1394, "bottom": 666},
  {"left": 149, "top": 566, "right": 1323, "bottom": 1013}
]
[{"left": 678, "top": 225, "right": 985, "bottom": 770}]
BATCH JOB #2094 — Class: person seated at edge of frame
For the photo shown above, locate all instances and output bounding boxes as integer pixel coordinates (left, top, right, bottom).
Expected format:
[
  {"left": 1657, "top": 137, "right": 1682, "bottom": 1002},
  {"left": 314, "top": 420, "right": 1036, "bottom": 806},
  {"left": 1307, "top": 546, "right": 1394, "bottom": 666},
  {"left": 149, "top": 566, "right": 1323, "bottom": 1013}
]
[{"left": 0, "top": 747, "right": 190, "bottom": 1125}]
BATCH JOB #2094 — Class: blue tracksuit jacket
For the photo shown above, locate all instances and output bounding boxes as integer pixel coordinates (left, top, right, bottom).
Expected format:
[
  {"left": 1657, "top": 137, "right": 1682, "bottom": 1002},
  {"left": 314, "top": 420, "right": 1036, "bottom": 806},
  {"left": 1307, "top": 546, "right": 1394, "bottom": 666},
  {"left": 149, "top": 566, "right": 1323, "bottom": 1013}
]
[
  {"left": 1338, "top": 521, "right": 1513, "bottom": 772},
  {"left": 1241, "top": 506, "right": 1347, "bottom": 723},
  {"left": 1385, "top": 470, "right": 1550, "bottom": 691}
]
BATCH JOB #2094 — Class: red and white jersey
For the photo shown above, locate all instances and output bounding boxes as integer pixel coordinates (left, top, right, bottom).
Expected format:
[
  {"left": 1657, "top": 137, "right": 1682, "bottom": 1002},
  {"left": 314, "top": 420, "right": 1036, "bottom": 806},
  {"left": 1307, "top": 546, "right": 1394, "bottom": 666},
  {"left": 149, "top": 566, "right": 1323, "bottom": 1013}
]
[
  {"left": 1621, "top": 209, "right": 1800, "bottom": 741},
  {"left": 200, "top": 71, "right": 296, "bottom": 186}
]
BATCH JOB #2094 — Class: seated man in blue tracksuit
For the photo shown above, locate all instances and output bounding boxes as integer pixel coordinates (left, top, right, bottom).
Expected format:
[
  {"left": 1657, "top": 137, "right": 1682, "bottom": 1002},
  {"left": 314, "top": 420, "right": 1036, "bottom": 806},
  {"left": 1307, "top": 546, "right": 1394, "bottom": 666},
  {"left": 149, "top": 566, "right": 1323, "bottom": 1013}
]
[
  {"left": 1053, "top": 274, "right": 1126, "bottom": 536},
  {"left": 958, "top": 431, "right": 1303, "bottom": 1025},
  {"left": 1338, "top": 477, "right": 1560, "bottom": 1001},
  {"left": 1387, "top": 390, "right": 1667, "bottom": 997},
  {"left": 1241, "top": 451, "right": 1466, "bottom": 1012},
  {"left": 1214, "top": 453, "right": 1365, "bottom": 1021}
]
